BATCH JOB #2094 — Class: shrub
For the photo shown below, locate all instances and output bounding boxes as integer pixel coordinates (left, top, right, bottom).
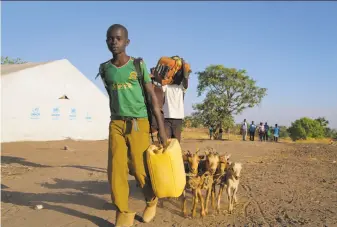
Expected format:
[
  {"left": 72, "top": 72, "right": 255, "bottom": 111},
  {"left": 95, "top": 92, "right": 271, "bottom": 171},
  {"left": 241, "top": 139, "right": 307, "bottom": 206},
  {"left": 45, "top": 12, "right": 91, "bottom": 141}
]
[
  {"left": 287, "top": 117, "right": 325, "bottom": 141},
  {"left": 279, "top": 126, "right": 289, "bottom": 138}
]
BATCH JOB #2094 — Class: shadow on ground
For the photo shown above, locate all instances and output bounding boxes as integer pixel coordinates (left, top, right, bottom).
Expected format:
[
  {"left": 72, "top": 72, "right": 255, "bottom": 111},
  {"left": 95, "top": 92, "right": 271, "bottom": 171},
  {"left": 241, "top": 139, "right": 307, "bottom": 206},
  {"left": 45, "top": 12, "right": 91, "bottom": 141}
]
[
  {"left": 1, "top": 156, "right": 51, "bottom": 168},
  {"left": 61, "top": 165, "right": 106, "bottom": 173},
  {"left": 2, "top": 176, "right": 149, "bottom": 226}
]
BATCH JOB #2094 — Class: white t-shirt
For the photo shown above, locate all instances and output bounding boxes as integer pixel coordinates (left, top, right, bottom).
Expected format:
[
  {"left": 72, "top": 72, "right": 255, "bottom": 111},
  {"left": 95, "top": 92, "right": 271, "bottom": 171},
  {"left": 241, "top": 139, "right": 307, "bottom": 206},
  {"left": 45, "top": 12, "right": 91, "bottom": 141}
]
[
  {"left": 162, "top": 84, "right": 185, "bottom": 119},
  {"left": 242, "top": 122, "right": 247, "bottom": 131}
]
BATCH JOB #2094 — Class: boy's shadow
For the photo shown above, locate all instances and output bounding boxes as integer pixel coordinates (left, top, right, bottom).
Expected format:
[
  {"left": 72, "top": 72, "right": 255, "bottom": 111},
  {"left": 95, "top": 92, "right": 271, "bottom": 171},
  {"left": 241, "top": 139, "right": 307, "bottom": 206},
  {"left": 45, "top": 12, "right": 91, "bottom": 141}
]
[{"left": 2, "top": 177, "right": 147, "bottom": 227}]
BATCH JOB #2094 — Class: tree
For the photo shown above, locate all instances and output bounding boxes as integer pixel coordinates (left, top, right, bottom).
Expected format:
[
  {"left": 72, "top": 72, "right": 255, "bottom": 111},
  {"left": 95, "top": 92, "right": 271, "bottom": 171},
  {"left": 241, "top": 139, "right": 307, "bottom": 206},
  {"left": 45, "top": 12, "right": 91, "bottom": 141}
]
[
  {"left": 287, "top": 117, "right": 325, "bottom": 141},
  {"left": 315, "top": 117, "right": 329, "bottom": 128},
  {"left": 314, "top": 117, "right": 337, "bottom": 138},
  {"left": 279, "top": 126, "right": 289, "bottom": 138},
  {"left": 325, "top": 127, "right": 337, "bottom": 139},
  {"left": 183, "top": 115, "right": 203, "bottom": 128},
  {"left": 1, "top": 56, "right": 26, "bottom": 64},
  {"left": 192, "top": 65, "right": 267, "bottom": 136}
]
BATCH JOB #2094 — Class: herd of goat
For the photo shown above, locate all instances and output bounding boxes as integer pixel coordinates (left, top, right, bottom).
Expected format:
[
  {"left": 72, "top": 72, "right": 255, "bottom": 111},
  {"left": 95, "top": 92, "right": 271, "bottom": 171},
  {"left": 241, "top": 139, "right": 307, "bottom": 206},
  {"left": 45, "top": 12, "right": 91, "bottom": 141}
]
[{"left": 179, "top": 147, "right": 243, "bottom": 218}]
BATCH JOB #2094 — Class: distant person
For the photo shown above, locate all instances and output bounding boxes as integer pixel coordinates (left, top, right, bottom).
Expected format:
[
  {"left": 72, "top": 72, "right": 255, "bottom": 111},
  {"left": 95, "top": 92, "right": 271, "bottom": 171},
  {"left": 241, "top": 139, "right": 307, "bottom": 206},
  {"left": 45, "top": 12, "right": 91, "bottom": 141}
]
[
  {"left": 97, "top": 24, "right": 167, "bottom": 226},
  {"left": 258, "top": 122, "right": 265, "bottom": 142},
  {"left": 162, "top": 59, "right": 190, "bottom": 143},
  {"left": 209, "top": 126, "right": 214, "bottom": 140},
  {"left": 273, "top": 124, "right": 280, "bottom": 142},
  {"left": 219, "top": 127, "right": 223, "bottom": 140},
  {"left": 268, "top": 126, "right": 273, "bottom": 142},
  {"left": 263, "top": 122, "right": 270, "bottom": 141},
  {"left": 241, "top": 119, "right": 248, "bottom": 141},
  {"left": 249, "top": 121, "right": 256, "bottom": 141}
]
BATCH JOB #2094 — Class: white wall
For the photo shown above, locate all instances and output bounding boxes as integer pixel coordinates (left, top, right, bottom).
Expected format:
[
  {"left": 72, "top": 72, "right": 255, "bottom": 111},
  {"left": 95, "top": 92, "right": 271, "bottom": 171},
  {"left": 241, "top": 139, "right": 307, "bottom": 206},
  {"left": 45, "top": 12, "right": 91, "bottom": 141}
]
[{"left": 1, "top": 59, "right": 111, "bottom": 142}]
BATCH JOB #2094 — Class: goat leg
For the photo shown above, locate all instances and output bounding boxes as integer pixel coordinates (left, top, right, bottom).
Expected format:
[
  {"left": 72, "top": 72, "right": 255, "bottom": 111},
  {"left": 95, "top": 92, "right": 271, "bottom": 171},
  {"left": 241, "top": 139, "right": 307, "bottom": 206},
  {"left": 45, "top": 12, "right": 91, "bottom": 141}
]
[
  {"left": 191, "top": 189, "right": 198, "bottom": 218},
  {"left": 181, "top": 190, "right": 188, "bottom": 217},
  {"left": 205, "top": 187, "right": 212, "bottom": 214},
  {"left": 211, "top": 184, "right": 216, "bottom": 210},
  {"left": 233, "top": 187, "right": 238, "bottom": 204},
  {"left": 227, "top": 186, "right": 233, "bottom": 214},
  {"left": 216, "top": 185, "right": 224, "bottom": 214},
  {"left": 197, "top": 188, "right": 206, "bottom": 217}
]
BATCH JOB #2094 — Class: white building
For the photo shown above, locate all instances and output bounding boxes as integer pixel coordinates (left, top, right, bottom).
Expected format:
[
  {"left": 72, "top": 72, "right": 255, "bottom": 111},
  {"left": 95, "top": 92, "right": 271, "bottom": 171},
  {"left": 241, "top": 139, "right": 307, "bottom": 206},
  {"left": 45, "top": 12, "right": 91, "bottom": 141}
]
[{"left": 1, "top": 59, "right": 110, "bottom": 143}]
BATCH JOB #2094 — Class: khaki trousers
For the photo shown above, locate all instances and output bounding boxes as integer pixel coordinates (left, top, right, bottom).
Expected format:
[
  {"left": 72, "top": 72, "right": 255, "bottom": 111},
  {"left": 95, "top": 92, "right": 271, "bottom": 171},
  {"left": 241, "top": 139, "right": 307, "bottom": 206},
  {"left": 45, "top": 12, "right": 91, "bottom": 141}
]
[{"left": 107, "top": 119, "right": 156, "bottom": 213}]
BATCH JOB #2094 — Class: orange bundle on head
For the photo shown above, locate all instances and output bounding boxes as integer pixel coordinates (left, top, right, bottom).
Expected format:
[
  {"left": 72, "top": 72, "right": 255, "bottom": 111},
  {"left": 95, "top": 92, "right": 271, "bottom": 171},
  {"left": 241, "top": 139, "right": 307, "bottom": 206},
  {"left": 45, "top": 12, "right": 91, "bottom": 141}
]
[{"left": 154, "top": 56, "right": 191, "bottom": 86}]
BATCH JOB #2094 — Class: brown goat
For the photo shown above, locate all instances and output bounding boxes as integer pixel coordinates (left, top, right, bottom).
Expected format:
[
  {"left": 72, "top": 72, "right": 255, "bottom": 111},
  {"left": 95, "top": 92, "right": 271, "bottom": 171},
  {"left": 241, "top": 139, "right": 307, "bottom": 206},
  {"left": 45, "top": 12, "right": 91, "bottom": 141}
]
[
  {"left": 181, "top": 149, "right": 205, "bottom": 217},
  {"left": 203, "top": 148, "right": 220, "bottom": 215}
]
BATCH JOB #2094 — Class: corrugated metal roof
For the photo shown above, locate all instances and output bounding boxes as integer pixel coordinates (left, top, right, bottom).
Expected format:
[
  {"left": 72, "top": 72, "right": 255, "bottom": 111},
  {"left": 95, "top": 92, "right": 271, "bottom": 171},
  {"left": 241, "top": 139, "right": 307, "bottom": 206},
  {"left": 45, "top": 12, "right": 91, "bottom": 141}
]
[{"left": 1, "top": 61, "right": 53, "bottom": 76}]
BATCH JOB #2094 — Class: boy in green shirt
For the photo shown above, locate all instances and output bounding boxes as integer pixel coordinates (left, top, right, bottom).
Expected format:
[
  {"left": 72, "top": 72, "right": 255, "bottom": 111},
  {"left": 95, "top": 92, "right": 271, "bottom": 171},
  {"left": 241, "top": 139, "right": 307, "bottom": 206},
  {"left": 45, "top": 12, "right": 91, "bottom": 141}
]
[{"left": 98, "top": 24, "right": 167, "bottom": 227}]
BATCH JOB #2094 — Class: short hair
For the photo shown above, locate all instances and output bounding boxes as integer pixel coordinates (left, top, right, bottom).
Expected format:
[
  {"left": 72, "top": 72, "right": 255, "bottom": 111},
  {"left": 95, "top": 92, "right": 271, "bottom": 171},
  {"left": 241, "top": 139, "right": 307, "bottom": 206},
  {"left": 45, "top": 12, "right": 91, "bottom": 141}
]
[{"left": 106, "top": 24, "right": 128, "bottom": 38}]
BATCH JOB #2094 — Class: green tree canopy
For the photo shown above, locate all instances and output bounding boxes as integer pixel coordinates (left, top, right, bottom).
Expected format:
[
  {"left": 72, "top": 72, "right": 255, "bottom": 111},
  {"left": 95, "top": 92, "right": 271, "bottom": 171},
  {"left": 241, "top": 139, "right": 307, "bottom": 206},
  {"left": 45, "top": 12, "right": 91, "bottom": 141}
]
[
  {"left": 315, "top": 117, "right": 329, "bottom": 128},
  {"left": 1, "top": 56, "right": 26, "bottom": 64},
  {"left": 287, "top": 117, "right": 325, "bottom": 141},
  {"left": 278, "top": 126, "right": 289, "bottom": 138},
  {"left": 192, "top": 65, "right": 267, "bottom": 130}
]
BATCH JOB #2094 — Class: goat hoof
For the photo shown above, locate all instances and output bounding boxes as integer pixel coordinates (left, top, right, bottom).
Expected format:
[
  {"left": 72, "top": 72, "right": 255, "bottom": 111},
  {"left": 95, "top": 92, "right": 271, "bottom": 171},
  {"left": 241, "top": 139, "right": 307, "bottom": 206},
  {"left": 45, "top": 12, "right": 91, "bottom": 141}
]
[
  {"left": 201, "top": 211, "right": 206, "bottom": 217},
  {"left": 183, "top": 212, "right": 188, "bottom": 218},
  {"left": 192, "top": 212, "right": 196, "bottom": 218},
  {"left": 205, "top": 209, "right": 209, "bottom": 215}
]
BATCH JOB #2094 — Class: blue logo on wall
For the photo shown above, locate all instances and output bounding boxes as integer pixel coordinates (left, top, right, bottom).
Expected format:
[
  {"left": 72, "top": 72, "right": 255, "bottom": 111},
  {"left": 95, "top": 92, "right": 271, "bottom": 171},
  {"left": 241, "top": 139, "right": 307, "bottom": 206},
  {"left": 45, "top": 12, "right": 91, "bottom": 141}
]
[
  {"left": 30, "top": 107, "right": 40, "bottom": 119},
  {"left": 51, "top": 107, "right": 60, "bottom": 120},
  {"left": 69, "top": 108, "right": 76, "bottom": 120},
  {"left": 85, "top": 112, "right": 92, "bottom": 122}
]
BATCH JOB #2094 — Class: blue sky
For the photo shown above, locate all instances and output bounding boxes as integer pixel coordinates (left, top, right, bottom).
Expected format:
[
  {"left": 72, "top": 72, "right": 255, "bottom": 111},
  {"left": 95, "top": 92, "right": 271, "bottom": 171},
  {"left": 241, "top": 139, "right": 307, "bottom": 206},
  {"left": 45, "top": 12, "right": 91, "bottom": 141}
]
[{"left": 2, "top": 1, "right": 337, "bottom": 128}]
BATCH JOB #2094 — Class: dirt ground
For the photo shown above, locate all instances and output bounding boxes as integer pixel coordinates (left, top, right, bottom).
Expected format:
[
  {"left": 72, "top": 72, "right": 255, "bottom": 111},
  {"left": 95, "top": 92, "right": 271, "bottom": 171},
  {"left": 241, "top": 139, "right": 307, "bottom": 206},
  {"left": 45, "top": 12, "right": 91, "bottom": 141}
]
[{"left": 1, "top": 139, "right": 337, "bottom": 227}]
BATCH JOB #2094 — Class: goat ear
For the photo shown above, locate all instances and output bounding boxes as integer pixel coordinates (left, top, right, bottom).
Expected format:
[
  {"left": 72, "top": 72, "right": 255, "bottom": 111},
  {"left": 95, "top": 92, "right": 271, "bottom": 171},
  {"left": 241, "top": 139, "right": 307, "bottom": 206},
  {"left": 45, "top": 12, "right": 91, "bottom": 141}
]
[
  {"left": 196, "top": 148, "right": 200, "bottom": 154},
  {"left": 182, "top": 150, "right": 188, "bottom": 158},
  {"left": 204, "top": 149, "right": 210, "bottom": 156},
  {"left": 226, "top": 154, "right": 231, "bottom": 160},
  {"left": 199, "top": 155, "right": 205, "bottom": 160}
]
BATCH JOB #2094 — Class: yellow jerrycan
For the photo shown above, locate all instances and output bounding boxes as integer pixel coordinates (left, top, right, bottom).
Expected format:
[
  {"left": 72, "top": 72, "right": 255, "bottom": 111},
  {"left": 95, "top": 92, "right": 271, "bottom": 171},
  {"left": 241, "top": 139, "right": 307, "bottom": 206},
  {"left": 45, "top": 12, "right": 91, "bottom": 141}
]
[{"left": 146, "top": 139, "right": 186, "bottom": 198}]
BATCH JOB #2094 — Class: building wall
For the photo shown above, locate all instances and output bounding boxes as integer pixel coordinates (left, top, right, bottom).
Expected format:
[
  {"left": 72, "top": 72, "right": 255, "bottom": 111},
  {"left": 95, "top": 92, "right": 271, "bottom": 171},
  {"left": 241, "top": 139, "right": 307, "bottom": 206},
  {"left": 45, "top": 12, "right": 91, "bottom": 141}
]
[{"left": 1, "top": 59, "right": 111, "bottom": 142}]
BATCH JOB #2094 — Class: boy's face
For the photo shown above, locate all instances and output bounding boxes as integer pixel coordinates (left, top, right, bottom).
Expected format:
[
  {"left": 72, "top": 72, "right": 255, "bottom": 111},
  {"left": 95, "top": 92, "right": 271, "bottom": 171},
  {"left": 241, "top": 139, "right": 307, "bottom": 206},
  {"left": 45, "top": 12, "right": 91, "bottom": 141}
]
[{"left": 106, "top": 28, "right": 129, "bottom": 54}]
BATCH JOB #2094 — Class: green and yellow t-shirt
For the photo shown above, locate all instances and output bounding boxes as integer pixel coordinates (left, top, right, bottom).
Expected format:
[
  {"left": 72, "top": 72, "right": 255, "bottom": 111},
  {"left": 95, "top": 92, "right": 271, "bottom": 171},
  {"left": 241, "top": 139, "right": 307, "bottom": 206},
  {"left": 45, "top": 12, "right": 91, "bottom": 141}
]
[{"left": 99, "top": 58, "right": 152, "bottom": 119}]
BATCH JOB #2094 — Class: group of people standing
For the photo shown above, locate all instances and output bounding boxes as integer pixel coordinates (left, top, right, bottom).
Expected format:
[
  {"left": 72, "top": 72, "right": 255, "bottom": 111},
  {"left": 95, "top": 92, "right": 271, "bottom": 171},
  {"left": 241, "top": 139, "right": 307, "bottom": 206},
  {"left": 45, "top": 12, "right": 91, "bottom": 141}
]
[{"left": 241, "top": 119, "right": 280, "bottom": 142}]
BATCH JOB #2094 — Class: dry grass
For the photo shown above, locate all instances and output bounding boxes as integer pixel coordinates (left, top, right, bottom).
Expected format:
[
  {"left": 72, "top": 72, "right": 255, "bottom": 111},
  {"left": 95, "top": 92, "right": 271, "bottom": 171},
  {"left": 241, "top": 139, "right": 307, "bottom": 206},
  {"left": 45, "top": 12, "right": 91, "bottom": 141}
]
[{"left": 288, "top": 137, "right": 332, "bottom": 144}]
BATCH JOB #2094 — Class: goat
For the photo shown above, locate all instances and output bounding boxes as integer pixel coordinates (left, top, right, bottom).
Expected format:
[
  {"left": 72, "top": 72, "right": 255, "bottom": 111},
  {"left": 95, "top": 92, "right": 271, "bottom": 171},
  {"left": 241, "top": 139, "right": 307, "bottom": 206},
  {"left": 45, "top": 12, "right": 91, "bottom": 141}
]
[
  {"left": 202, "top": 148, "right": 220, "bottom": 215},
  {"left": 181, "top": 149, "right": 205, "bottom": 218},
  {"left": 181, "top": 148, "right": 220, "bottom": 217},
  {"left": 219, "top": 162, "right": 243, "bottom": 214},
  {"left": 211, "top": 153, "right": 231, "bottom": 213}
]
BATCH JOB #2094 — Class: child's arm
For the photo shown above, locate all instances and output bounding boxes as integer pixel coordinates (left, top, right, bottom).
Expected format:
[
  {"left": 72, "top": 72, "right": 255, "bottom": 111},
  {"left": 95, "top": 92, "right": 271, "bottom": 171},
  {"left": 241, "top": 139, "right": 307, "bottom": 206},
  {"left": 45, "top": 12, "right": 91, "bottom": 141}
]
[{"left": 140, "top": 60, "right": 168, "bottom": 145}]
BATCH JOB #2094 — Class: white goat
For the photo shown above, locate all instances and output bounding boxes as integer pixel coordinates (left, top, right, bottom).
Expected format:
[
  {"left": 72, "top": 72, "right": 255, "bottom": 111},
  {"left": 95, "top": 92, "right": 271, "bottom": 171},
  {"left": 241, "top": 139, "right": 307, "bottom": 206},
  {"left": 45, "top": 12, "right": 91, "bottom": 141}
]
[{"left": 220, "top": 162, "right": 242, "bottom": 213}]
